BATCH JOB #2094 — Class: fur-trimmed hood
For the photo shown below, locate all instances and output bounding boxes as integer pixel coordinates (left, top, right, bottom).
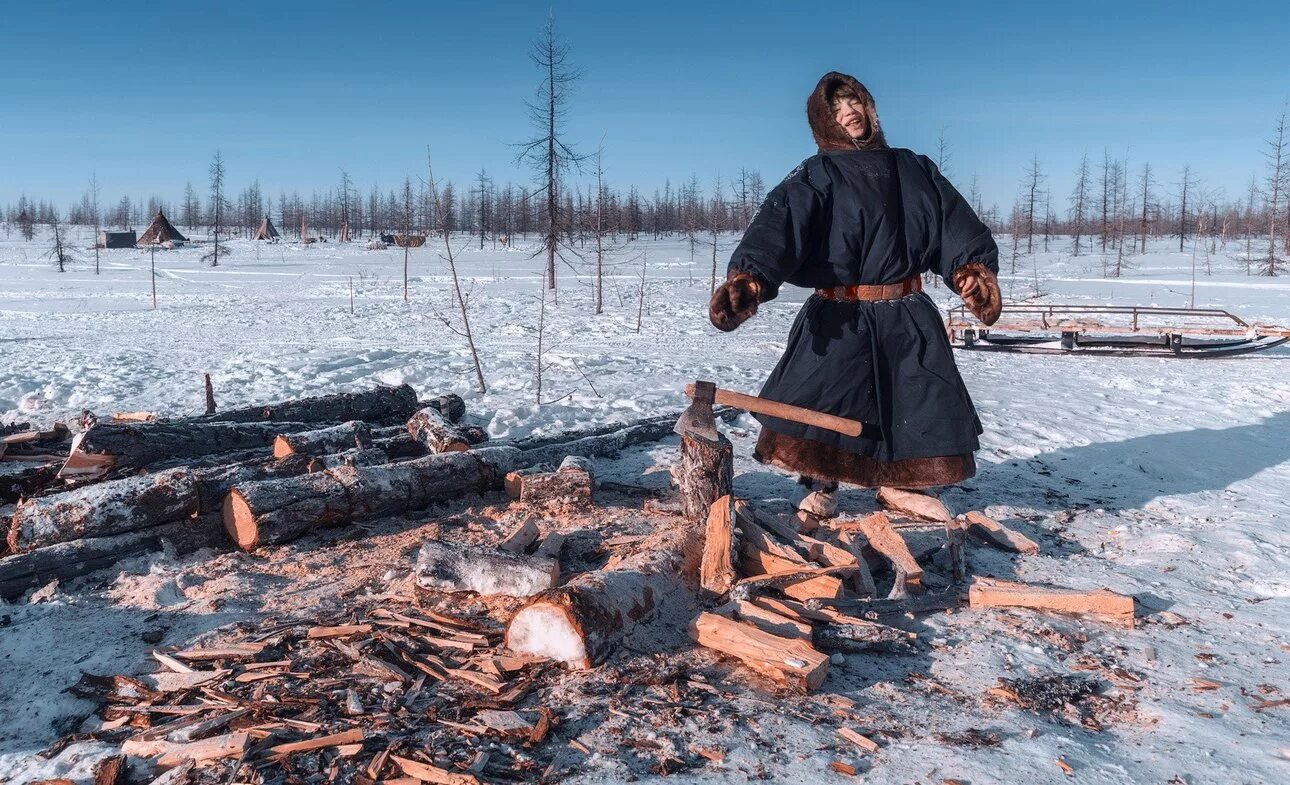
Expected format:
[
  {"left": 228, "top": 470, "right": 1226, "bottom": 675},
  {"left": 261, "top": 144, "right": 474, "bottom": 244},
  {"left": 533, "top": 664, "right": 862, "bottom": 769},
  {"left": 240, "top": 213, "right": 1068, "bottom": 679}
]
[{"left": 806, "top": 72, "right": 887, "bottom": 152}]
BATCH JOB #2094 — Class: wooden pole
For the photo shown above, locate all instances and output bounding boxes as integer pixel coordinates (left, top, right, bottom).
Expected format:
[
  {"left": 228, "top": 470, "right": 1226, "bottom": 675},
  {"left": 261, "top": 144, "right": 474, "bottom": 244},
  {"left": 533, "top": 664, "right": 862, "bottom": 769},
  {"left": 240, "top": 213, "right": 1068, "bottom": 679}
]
[
  {"left": 349, "top": 276, "right": 354, "bottom": 314},
  {"left": 150, "top": 245, "right": 157, "bottom": 309}
]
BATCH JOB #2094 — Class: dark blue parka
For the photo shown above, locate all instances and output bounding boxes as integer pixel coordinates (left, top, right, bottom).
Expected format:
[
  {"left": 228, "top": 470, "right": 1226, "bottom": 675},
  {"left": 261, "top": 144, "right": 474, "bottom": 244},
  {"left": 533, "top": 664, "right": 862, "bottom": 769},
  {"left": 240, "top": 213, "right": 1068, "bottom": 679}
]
[{"left": 728, "top": 147, "right": 999, "bottom": 473}]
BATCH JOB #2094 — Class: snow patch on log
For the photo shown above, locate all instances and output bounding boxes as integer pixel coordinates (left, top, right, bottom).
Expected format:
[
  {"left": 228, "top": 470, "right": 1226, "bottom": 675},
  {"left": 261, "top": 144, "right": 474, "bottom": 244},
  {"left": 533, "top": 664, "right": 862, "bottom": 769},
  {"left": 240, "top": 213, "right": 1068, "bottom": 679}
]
[{"left": 414, "top": 540, "right": 558, "bottom": 597}]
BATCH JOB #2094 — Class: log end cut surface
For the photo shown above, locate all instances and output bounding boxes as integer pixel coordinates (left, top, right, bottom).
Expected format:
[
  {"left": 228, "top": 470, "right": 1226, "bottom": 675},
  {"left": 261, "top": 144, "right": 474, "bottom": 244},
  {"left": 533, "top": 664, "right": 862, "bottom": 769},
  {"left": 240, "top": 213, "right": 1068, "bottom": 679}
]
[
  {"left": 506, "top": 602, "right": 589, "bottom": 669},
  {"left": 222, "top": 490, "right": 258, "bottom": 551}
]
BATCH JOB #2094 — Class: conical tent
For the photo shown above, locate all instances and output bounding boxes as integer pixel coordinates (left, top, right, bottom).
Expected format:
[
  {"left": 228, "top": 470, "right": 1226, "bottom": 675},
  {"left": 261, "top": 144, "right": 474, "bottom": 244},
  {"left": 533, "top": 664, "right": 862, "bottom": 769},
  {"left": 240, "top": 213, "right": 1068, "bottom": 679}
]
[
  {"left": 253, "top": 215, "right": 281, "bottom": 241},
  {"left": 136, "top": 210, "right": 188, "bottom": 245}
]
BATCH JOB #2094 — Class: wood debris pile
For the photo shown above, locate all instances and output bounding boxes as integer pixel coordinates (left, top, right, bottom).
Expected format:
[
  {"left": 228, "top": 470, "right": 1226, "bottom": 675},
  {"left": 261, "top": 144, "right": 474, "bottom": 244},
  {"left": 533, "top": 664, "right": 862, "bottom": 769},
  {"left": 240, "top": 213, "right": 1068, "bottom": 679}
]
[{"left": 5, "top": 382, "right": 1158, "bottom": 783}]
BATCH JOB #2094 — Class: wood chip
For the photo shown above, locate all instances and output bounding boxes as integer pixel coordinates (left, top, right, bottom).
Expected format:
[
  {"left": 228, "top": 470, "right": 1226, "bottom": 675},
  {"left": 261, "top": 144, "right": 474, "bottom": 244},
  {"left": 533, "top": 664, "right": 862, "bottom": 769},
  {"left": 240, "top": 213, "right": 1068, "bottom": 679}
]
[
  {"left": 270, "top": 728, "right": 365, "bottom": 756},
  {"left": 829, "top": 760, "right": 857, "bottom": 776},
  {"left": 307, "top": 624, "right": 373, "bottom": 639},
  {"left": 392, "top": 755, "right": 483, "bottom": 785},
  {"left": 837, "top": 727, "right": 880, "bottom": 753}
]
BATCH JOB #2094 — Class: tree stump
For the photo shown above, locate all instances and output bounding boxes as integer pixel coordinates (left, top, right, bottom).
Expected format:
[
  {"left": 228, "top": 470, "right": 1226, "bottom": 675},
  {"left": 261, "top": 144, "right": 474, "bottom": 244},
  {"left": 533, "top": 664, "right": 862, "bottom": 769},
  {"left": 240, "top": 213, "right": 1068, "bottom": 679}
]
[{"left": 677, "top": 432, "right": 733, "bottom": 522}]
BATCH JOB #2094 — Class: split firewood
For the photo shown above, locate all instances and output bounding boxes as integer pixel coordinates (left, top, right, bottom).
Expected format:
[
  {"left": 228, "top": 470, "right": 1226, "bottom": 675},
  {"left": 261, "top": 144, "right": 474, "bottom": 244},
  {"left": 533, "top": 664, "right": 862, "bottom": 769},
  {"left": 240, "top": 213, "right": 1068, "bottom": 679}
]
[
  {"left": 740, "top": 550, "right": 845, "bottom": 602},
  {"left": 689, "top": 611, "right": 829, "bottom": 691},
  {"left": 414, "top": 539, "right": 559, "bottom": 597},
  {"left": 837, "top": 531, "right": 878, "bottom": 597},
  {"left": 730, "top": 564, "right": 852, "bottom": 603},
  {"left": 700, "top": 495, "right": 737, "bottom": 596},
  {"left": 223, "top": 447, "right": 521, "bottom": 550},
  {"left": 837, "top": 727, "right": 880, "bottom": 753},
  {"left": 193, "top": 383, "right": 423, "bottom": 426},
  {"left": 269, "top": 728, "right": 365, "bottom": 756},
  {"left": 968, "top": 578, "right": 1135, "bottom": 627},
  {"left": 731, "top": 598, "right": 812, "bottom": 639},
  {"left": 676, "top": 431, "right": 733, "bottom": 522},
  {"left": 272, "top": 420, "right": 372, "bottom": 458},
  {"left": 534, "top": 531, "right": 567, "bottom": 559},
  {"left": 876, "top": 486, "right": 954, "bottom": 523},
  {"left": 55, "top": 440, "right": 117, "bottom": 481},
  {"left": 814, "top": 619, "right": 916, "bottom": 652},
  {"left": 392, "top": 755, "right": 482, "bottom": 785},
  {"left": 139, "top": 669, "right": 229, "bottom": 692},
  {"left": 0, "top": 424, "right": 69, "bottom": 448},
  {"left": 504, "top": 456, "right": 594, "bottom": 505},
  {"left": 963, "top": 511, "right": 1040, "bottom": 555},
  {"left": 110, "top": 411, "right": 157, "bottom": 424},
  {"left": 807, "top": 591, "right": 965, "bottom": 619},
  {"left": 0, "top": 517, "right": 226, "bottom": 601},
  {"left": 848, "top": 512, "right": 922, "bottom": 597},
  {"left": 506, "top": 519, "right": 701, "bottom": 668},
  {"left": 121, "top": 731, "right": 250, "bottom": 767},
  {"left": 944, "top": 517, "right": 968, "bottom": 583},
  {"left": 407, "top": 407, "right": 471, "bottom": 453},
  {"left": 498, "top": 518, "right": 541, "bottom": 553}
]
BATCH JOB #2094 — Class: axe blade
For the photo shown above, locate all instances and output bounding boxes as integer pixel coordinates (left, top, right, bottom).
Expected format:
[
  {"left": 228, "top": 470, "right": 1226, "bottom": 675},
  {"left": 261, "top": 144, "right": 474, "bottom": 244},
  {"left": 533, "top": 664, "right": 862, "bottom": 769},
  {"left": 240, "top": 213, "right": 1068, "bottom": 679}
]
[{"left": 674, "top": 379, "right": 720, "bottom": 441}]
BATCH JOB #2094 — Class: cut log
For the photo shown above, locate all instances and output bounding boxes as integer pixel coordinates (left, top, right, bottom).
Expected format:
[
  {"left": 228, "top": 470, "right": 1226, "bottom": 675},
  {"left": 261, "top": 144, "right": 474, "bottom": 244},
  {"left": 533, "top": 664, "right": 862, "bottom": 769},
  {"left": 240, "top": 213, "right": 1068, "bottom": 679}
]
[
  {"left": 307, "top": 447, "right": 391, "bottom": 471},
  {"left": 8, "top": 468, "right": 198, "bottom": 553},
  {"left": 392, "top": 755, "right": 482, "bottom": 785},
  {"left": 689, "top": 611, "right": 829, "bottom": 691},
  {"left": 0, "top": 517, "right": 226, "bottom": 600},
  {"left": 534, "top": 531, "right": 567, "bottom": 559},
  {"left": 739, "top": 548, "right": 843, "bottom": 602},
  {"left": 407, "top": 407, "right": 470, "bottom": 454},
  {"left": 223, "top": 449, "right": 518, "bottom": 550},
  {"left": 964, "top": 511, "right": 1040, "bottom": 555},
  {"left": 814, "top": 619, "right": 916, "bottom": 652},
  {"left": 414, "top": 539, "right": 559, "bottom": 597},
  {"left": 74, "top": 420, "right": 317, "bottom": 471},
  {"left": 9, "top": 456, "right": 313, "bottom": 552},
  {"left": 503, "top": 407, "right": 737, "bottom": 453},
  {"left": 851, "top": 512, "right": 923, "bottom": 595},
  {"left": 699, "top": 495, "right": 736, "bottom": 596},
  {"left": 677, "top": 432, "right": 733, "bottom": 522},
  {"left": 876, "top": 486, "right": 954, "bottom": 523},
  {"left": 968, "top": 578, "right": 1135, "bottom": 627},
  {"left": 503, "top": 456, "right": 594, "bottom": 505},
  {"left": 505, "top": 520, "right": 701, "bottom": 668},
  {"left": 420, "top": 393, "right": 467, "bottom": 424},
  {"left": 272, "top": 420, "right": 372, "bottom": 458},
  {"left": 110, "top": 411, "right": 157, "bottom": 424},
  {"left": 193, "top": 384, "right": 422, "bottom": 426}
]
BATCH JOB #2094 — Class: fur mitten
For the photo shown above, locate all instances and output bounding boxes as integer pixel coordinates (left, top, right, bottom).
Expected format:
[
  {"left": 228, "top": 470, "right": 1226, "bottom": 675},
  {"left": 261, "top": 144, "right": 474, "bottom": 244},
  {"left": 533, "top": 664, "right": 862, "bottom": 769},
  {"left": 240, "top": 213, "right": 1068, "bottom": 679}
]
[
  {"left": 951, "top": 262, "right": 1002, "bottom": 326},
  {"left": 709, "top": 272, "right": 763, "bottom": 332}
]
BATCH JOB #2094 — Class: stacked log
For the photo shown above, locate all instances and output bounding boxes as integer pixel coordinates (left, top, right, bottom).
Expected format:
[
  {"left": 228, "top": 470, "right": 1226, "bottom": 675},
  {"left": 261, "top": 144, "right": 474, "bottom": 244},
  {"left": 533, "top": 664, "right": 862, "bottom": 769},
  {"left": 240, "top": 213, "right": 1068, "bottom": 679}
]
[{"left": 192, "top": 384, "right": 424, "bottom": 426}]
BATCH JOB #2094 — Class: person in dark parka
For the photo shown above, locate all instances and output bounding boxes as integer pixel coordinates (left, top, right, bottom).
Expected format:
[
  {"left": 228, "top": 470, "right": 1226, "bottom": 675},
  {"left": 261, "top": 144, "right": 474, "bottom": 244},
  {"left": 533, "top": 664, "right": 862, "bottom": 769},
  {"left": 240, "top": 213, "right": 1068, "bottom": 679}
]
[{"left": 709, "top": 72, "right": 1002, "bottom": 513}]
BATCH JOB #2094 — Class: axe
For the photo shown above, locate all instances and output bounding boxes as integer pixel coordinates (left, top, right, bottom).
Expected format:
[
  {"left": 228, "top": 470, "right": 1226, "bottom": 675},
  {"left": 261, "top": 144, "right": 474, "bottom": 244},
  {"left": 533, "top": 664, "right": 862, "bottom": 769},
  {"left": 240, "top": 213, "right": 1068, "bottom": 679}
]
[{"left": 675, "top": 380, "right": 865, "bottom": 441}]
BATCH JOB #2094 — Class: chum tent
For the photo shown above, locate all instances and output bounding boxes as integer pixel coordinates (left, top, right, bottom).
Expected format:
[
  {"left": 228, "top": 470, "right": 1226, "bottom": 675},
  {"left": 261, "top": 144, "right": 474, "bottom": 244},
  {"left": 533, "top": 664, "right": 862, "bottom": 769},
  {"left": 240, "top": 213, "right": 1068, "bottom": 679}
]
[
  {"left": 253, "top": 215, "right": 281, "bottom": 241},
  {"left": 136, "top": 210, "right": 188, "bottom": 245}
]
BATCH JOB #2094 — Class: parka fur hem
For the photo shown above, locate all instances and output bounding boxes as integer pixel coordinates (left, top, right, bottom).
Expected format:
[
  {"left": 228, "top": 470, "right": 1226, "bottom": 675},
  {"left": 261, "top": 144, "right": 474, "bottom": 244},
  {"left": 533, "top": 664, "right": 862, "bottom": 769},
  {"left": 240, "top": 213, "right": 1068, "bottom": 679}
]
[{"left": 755, "top": 428, "right": 976, "bottom": 489}]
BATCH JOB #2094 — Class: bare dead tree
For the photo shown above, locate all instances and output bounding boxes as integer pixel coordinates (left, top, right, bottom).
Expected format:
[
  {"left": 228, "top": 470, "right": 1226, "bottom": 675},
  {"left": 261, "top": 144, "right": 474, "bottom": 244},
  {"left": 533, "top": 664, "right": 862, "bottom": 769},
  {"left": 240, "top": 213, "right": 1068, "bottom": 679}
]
[
  {"left": 516, "top": 14, "right": 584, "bottom": 291},
  {"left": 636, "top": 251, "right": 647, "bottom": 333},
  {"left": 1262, "top": 105, "right": 1288, "bottom": 276},
  {"left": 401, "top": 177, "right": 414, "bottom": 301},
  {"left": 89, "top": 172, "right": 101, "bottom": 274},
  {"left": 1069, "top": 154, "right": 1089, "bottom": 256},
  {"left": 593, "top": 143, "right": 607, "bottom": 314},
  {"left": 1022, "top": 155, "right": 1044, "bottom": 254},
  {"left": 427, "top": 148, "right": 488, "bottom": 393},
  {"left": 935, "top": 127, "right": 951, "bottom": 177},
  {"left": 1176, "top": 164, "right": 1197, "bottom": 253},
  {"left": 1137, "top": 162, "right": 1154, "bottom": 256},
  {"left": 47, "top": 209, "right": 71, "bottom": 273},
  {"left": 205, "top": 151, "right": 226, "bottom": 267}
]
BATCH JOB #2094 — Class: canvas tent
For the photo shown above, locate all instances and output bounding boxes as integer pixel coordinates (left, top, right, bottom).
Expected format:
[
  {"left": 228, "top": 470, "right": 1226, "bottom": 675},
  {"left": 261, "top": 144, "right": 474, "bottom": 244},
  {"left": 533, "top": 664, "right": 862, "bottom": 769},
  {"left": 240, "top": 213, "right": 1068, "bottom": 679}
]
[
  {"left": 253, "top": 215, "right": 281, "bottom": 241},
  {"left": 136, "top": 210, "right": 187, "bottom": 245},
  {"left": 98, "top": 230, "right": 137, "bottom": 249}
]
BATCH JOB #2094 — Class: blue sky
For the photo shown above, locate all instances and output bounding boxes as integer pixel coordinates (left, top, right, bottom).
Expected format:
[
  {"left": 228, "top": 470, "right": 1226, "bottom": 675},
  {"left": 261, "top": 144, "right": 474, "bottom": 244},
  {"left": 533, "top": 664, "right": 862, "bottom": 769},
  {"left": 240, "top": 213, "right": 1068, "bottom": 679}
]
[{"left": 1, "top": 0, "right": 1286, "bottom": 214}]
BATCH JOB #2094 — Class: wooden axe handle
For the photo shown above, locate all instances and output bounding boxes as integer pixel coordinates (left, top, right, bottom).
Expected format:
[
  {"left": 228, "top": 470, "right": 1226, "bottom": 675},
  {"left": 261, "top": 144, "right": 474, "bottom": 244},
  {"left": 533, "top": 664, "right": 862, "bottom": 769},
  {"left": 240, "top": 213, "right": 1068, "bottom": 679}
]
[{"left": 685, "top": 384, "right": 864, "bottom": 438}]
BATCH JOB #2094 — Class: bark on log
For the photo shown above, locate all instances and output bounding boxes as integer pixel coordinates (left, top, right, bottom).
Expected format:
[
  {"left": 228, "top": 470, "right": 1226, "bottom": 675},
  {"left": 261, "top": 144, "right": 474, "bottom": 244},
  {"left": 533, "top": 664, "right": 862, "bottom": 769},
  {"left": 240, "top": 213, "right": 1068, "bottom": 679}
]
[
  {"left": 505, "top": 520, "right": 702, "bottom": 668},
  {"left": 192, "top": 384, "right": 423, "bottom": 426},
  {"left": 414, "top": 540, "right": 559, "bottom": 597},
  {"left": 0, "top": 462, "right": 59, "bottom": 504},
  {"left": 677, "top": 432, "right": 732, "bottom": 522},
  {"left": 7, "top": 456, "right": 313, "bottom": 552},
  {"left": 406, "top": 407, "right": 470, "bottom": 453},
  {"left": 75, "top": 421, "right": 316, "bottom": 471},
  {"left": 0, "top": 515, "right": 226, "bottom": 600},
  {"left": 223, "top": 448, "right": 521, "bottom": 550},
  {"left": 272, "top": 421, "right": 372, "bottom": 458},
  {"left": 306, "top": 448, "right": 391, "bottom": 471}
]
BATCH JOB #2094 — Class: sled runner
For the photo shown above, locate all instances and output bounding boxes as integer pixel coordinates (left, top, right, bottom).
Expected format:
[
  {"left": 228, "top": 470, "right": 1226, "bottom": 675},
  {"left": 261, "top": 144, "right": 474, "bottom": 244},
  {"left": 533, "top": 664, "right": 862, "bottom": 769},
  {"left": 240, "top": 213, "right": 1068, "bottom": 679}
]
[{"left": 947, "top": 304, "right": 1290, "bottom": 358}]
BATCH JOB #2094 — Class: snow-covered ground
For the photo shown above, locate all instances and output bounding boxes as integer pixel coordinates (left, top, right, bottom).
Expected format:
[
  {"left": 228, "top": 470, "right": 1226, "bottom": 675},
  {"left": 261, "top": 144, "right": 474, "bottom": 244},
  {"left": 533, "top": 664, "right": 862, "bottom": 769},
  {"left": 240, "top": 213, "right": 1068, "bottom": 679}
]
[{"left": 1, "top": 228, "right": 1288, "bottom": 784}]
